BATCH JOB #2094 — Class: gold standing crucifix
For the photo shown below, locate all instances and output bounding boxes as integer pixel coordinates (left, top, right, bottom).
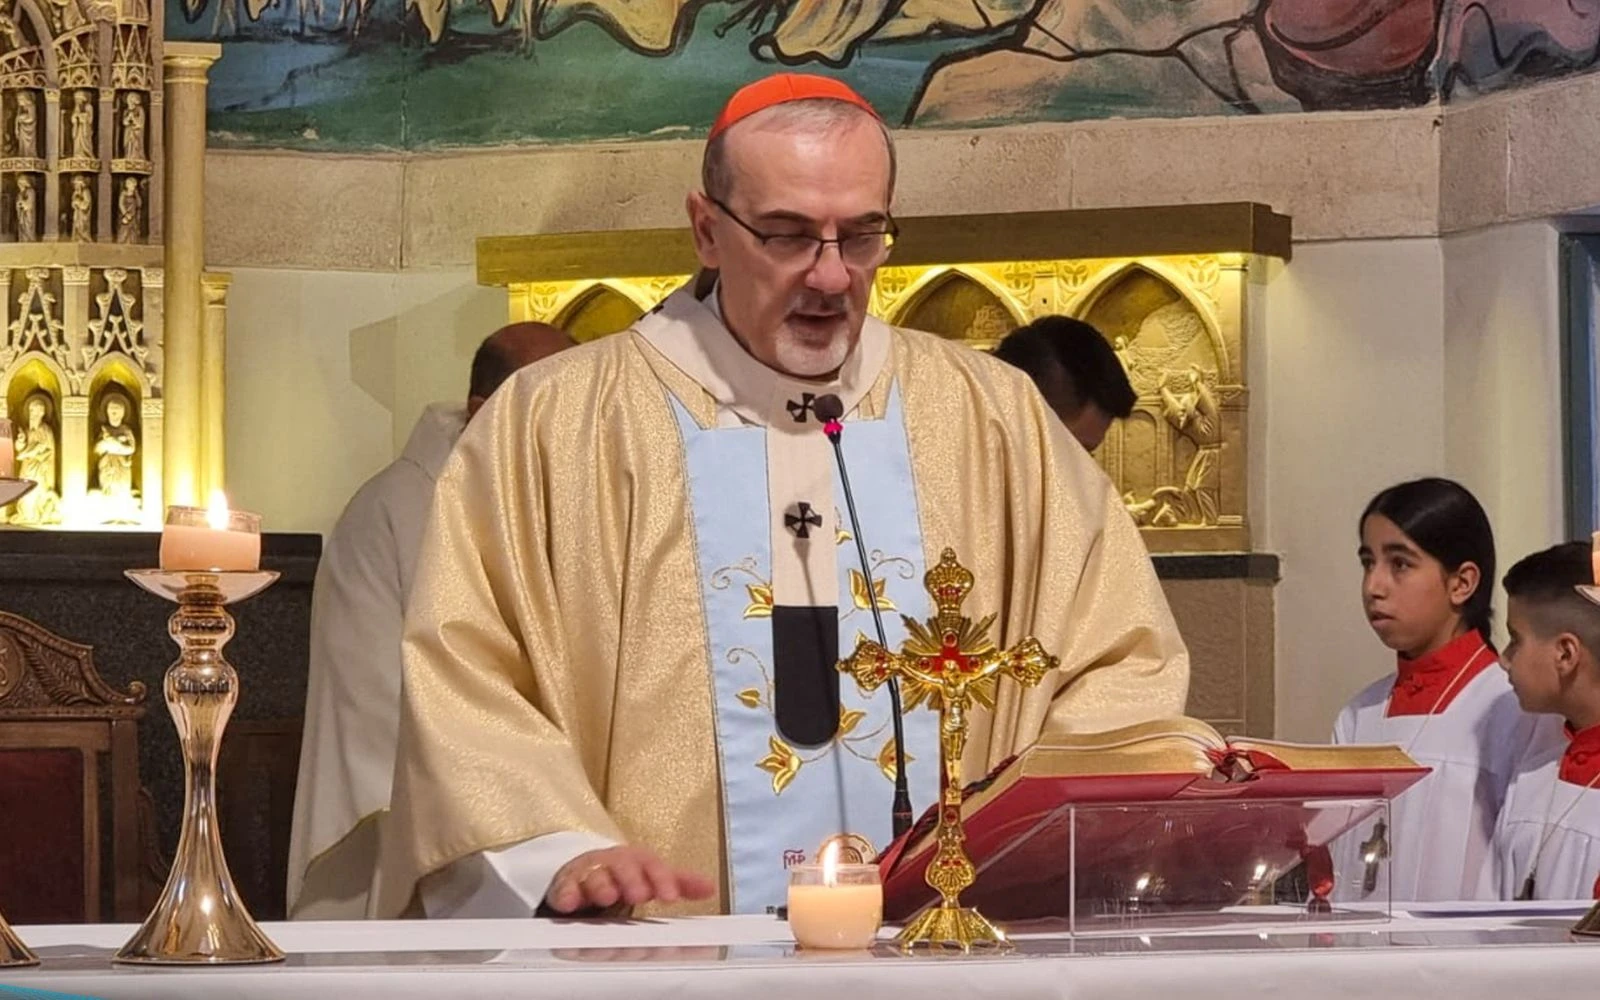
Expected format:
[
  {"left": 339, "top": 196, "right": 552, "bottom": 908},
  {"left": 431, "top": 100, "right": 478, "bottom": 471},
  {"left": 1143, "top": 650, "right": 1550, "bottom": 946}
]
[{"left": 840, "top": 548, "right": 1058, "bottom": 952}]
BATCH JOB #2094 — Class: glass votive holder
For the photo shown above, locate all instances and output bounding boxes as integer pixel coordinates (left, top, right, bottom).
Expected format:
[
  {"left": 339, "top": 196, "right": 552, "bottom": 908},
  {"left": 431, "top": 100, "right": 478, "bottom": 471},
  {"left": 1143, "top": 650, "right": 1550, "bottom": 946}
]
[
  {"left": 787, "top": 862, "right": 883, "bottom": 950},
  {"left": 159, "top": 501, "right": 263, "bottom": 572}
]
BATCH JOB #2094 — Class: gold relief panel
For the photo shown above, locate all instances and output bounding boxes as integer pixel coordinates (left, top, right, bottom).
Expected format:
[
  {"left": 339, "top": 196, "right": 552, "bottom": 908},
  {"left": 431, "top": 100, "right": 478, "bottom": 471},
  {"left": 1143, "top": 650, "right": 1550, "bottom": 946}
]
[{"left": 484, "top": 205, "right": 1286, "bottom": 553}]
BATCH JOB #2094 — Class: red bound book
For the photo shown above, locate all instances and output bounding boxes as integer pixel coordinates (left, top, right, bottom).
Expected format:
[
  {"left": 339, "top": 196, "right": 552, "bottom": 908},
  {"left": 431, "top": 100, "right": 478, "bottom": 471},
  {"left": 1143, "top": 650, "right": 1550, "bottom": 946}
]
[{"left": 877, "top": 717, "right": 1429, "bottom": 922}]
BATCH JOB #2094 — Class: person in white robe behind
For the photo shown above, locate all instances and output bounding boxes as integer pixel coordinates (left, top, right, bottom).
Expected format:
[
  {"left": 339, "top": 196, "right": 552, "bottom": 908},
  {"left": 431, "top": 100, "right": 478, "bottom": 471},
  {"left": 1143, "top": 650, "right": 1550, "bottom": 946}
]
[
  {"left": 287, "top": 322, "right": 574, "bottom": 919},
  {"left": 1331, "top": 478, "right": 1536, "bottom": 902},
  {"left": 1487, "top": 541, "right": 1600, "bottom": 901}
]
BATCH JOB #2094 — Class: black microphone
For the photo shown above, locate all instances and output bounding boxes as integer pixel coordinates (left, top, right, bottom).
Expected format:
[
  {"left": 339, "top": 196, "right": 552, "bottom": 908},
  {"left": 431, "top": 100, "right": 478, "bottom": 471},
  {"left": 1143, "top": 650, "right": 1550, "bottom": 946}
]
[{"left": 814, "top": 393, "right": 914, "bottom": 840}]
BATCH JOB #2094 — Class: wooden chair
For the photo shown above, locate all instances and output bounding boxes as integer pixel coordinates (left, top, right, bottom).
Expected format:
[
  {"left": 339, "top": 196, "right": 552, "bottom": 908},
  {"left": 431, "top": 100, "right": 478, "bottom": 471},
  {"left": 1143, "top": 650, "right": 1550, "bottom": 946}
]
[{"left": 0, "top": 610, "right": 148, "bottom": 923}]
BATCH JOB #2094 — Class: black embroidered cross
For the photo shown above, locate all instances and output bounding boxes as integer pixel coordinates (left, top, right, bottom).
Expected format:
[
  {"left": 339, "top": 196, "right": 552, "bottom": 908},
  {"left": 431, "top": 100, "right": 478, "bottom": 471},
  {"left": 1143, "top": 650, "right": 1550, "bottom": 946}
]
[
  {"left": 784, "top": 502, "right": 823, "bottom": 538},
  {"left": 786, "top": 393, "right": 818, "bottom": 423}
]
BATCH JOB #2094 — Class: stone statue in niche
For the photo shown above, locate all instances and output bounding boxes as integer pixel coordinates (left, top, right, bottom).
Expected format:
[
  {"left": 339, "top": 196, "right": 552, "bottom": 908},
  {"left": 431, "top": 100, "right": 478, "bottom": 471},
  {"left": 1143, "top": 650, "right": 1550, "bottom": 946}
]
[
  {"left": 0, "top": 14, "right": 22, "bottom": 50},
  {"left": 69, "top": 175, "right": 92, "bottom": 241},
  {"left": 94, "top": 389, "right": 138, "bottom": 520},
  {"left": 121, "top": 93, "right": 144, "bottom": 161},
  {"left": 13, "top": 91, "right": 35, "bottom": 159},
  {"left": 10, "top": 392, "right": 61, "bottom": 525},
  {"left": 14, "top": 174, "right": 36, "bottom": 242},
  {"left": 69, "top": 91, "right": 94, "bottom": 159},
  {"left": 115, "top": 177, "right": 141, "bottom": 243}
]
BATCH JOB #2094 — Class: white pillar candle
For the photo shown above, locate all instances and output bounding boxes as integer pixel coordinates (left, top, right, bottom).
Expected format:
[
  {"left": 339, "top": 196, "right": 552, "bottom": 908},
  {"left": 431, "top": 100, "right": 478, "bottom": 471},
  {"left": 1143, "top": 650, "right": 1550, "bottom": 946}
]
[
  {"left": 0, "top": 418, "right": 13, "bottom": 478},
  {"left": 1591, "top": 531, "right": 1600, "bottom": 587},
  {"left": 787, "top": 845, "right": 883, "bottom": 950},
  {"left": 160, "top": 491, "right": 261, "bottom": 572}
]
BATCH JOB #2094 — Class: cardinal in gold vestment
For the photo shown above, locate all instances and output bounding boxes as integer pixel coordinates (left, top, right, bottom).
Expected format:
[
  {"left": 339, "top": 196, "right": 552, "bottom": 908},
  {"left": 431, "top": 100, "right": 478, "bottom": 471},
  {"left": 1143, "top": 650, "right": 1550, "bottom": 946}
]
[{"left": 372, "top": 74, "right": 1188, "bottom": 920}]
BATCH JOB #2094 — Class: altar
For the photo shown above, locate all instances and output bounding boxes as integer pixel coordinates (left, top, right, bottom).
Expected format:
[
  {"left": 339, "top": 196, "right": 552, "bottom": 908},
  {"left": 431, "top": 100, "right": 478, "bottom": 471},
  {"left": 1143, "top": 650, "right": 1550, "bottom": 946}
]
[{"left": 6, "top": 905, "right": 1600, "bottom": 1000}]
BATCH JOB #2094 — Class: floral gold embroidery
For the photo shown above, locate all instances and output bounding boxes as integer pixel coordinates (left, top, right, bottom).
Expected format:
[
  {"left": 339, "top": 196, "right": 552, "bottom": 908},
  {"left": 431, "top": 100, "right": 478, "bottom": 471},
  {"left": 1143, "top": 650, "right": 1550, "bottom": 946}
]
[
  {"left": 758, "top": 736, "right": 801, "bottom": 795},
  {"left": 711, "top": 559, "right": 774, "bottom": 619},
  {"left": 849, "top": 570, "right": 896, "bottom": 612},
  {"left": 737, "top": 688, "right": 763, "bottom": 709},
  {"left": 835, "top": 507, "right": 852, "bottom": 546},
  {"left": 743, "top": 583, "right": 774, "bottom": 619},
  {"left": 838, "top": 707, "right": 866, "bottom": 737},
  {"left": 876, "top": 736, "right": 915, "bottom": 784}
]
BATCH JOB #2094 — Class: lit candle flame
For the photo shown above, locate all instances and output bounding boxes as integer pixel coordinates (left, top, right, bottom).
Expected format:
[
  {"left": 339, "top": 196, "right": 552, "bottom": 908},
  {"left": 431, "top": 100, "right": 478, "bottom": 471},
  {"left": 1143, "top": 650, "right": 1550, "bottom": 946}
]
[
  {"left": 821, "top": 839, "right": 840, "bottom": 888},
  {"left": 206, "top": 489, "right": 230, "bottom": 531}
]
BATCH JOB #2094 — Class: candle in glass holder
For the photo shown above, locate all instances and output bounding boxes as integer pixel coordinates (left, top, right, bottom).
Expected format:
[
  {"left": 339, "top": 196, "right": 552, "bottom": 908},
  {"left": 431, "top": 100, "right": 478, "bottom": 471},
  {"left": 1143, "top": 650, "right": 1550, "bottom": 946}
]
[
  {"left": 787, "top": 843, "right": 883, "bottom": 950},
  {"left": 0, "top": 418, "right": 13, "bottom": 478},
  {"left": 160, "top": 491, "right": 261, "bottom": 572},
  {"left": 1592, "top": 531, "right": 1600, "bottom": 587}
]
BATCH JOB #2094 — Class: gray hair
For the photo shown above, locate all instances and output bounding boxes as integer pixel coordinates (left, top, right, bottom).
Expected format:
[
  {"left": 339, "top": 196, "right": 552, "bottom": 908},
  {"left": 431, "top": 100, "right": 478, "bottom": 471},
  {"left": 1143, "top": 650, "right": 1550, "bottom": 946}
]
[{"left": 701, "top": 98, "right": 897, "bottom": 203}]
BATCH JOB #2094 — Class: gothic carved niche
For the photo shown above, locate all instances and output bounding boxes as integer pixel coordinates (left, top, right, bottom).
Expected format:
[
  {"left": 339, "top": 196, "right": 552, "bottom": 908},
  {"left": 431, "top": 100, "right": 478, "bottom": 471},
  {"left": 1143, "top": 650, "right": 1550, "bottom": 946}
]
[
  {"left": 5, "top": 266, "right": 67, "bottom": 373},
  {"left": 85, "top": 267, "right": 146, "bottom": 371},
  {"left": 889, "top": 269, "right": 1023, "bottom": 351},
  {"left": 554, "top": 283, "right": 646, "bottom": 344},
  {"left": 1079, "top": 263, "right": 1247, "bottom": 551}
]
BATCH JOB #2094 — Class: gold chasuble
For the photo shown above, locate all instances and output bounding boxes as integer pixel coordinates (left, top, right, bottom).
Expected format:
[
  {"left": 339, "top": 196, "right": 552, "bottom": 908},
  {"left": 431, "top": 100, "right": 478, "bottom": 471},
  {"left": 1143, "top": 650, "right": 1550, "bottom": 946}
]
[{"left": 372, "top": 282, "right": 1189, "bottom": 918}]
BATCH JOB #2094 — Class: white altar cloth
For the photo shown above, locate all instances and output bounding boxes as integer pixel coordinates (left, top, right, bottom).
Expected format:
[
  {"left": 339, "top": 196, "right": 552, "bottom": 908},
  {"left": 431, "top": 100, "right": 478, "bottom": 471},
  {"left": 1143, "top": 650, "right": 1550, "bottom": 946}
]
[{"left": 4, "top": 904, "right": 1600, "bottom": 1000}]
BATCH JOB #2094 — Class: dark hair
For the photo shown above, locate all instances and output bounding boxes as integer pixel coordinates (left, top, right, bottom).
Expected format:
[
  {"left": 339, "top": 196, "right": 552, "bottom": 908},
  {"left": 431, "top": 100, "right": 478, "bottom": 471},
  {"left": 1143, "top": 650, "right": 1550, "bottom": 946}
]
[
  {"left": 1503, "top": 542, "right": 1600, "bottom": 658},
  {"left": 1361, "top": 478, "right": 1496, "bottom": 642},
  {"left": 470, "top": 337, "right": 517, "bottom": 401},
  {"left": 993, "top": 316, "right": 1136, "bottom": 419}
]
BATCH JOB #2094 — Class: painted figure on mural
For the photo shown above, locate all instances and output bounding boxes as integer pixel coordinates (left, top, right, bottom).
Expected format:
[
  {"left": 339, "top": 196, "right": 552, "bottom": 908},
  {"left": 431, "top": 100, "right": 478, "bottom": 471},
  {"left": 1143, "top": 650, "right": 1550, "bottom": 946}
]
[
  {"left": 14, "top": 175, "right": 36, "bottom": 242},
  {"left": 121, "top": 92, "right": 144, "bottom": 161},
  {"left": 12, "top": 393, "right": 61, "bottom": 525},
  {"left": 13, "top": 91, "right": 35, "bottom": 159},
  {"left": 70, "top": 91, "right": 94, "bottom": 159},
  {"left": 95, "top": 389, "right": 139, "bottom": 519},
  {"left": 174, "top": 0, "right": 1600, "bottom": 146},
  {"left": 116, "top": 177, "right": 141, "bottom": 243},
  {"left": 70, "top": 175, "right": 93, "bottom": 242}
]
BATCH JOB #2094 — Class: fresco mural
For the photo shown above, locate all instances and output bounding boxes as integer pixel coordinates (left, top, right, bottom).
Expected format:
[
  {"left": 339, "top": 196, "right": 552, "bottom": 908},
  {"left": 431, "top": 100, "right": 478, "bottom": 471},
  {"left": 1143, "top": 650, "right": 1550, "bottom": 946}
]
[{"left": 169, "top": 0, "right": 1600, "bottom": 150}]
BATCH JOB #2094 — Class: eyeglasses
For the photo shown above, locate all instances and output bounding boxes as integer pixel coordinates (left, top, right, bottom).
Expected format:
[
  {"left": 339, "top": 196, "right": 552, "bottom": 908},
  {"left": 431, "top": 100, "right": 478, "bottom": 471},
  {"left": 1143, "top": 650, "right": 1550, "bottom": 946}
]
[{"left": 709, "top": 197, "right": 897, "bottom": 270}]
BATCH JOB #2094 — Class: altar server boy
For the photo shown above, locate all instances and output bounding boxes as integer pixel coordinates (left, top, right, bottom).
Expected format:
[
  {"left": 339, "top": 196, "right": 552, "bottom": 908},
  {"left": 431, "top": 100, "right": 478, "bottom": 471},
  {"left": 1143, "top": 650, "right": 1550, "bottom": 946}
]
[{"left": 1488, "top": 541, "right": 1600, "bottom": 900}]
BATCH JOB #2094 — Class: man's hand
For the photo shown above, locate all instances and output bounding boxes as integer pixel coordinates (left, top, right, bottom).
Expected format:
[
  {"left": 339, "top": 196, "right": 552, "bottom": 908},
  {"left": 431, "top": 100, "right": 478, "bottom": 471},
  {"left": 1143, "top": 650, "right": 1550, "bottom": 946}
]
[{"left": 544, "top": 845, "right": 716, "bottom": 914}]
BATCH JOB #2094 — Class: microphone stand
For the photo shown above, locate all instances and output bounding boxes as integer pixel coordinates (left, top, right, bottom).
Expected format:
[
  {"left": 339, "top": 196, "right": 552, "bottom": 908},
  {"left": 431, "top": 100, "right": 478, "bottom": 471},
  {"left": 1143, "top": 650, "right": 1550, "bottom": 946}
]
[{"left": 822, "top": 414, "right": 914, "bottom": 840}]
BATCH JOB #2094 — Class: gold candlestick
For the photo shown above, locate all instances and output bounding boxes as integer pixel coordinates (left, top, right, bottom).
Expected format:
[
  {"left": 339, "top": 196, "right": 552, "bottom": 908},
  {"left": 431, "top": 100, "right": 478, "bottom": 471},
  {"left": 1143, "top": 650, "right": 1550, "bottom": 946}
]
[
  {"left": 840, "top": 548, "right": 1057, "bottom": 953},
  {"left": 0, "top": 910, "right": 38, "bottom": 967},
  {"left": 0, "top": 476, "right": 40, "bottom": 966},
  {"left": 116, "top": 569, "right": 285, "bottom": 965}
]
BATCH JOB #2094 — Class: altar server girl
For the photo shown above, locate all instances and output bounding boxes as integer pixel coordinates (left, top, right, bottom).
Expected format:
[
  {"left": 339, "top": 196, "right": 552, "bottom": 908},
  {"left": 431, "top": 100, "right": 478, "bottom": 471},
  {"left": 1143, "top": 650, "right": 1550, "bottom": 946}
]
[{"left": 1332, "top": 478, "right": 1535, "bottom": 901}]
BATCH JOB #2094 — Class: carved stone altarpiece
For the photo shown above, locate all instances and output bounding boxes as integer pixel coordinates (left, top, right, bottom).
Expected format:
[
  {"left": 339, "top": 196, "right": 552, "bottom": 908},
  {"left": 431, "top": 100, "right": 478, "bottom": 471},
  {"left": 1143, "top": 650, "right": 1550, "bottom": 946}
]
[{"left": 0, "top": 3, "right": 224, "bottom": 529}]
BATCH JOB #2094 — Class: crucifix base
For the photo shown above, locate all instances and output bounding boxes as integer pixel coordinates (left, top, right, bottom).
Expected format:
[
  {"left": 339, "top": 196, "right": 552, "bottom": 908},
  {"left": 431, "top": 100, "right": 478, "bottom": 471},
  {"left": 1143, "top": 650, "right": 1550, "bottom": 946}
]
[
  {"left": 1574, "top": 899, "right": 1600, "bottom": 939},
  {"left": 897, "top": 902, "right": 1012, "bottom": 953}
]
